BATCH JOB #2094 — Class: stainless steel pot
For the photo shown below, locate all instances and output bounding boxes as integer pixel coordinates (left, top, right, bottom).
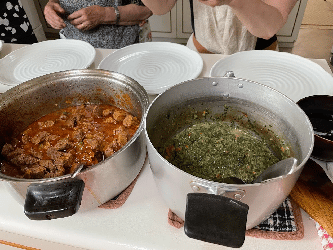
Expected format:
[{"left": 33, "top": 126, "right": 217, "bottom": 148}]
[
  {"left": 0, "top": 69, "right": 149, "bottom": 220},
  {"left": 144, "top": 75, "right": 314, "bottom": 247}
]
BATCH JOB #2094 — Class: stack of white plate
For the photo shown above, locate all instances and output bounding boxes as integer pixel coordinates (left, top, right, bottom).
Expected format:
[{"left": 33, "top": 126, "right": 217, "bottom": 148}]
[
  {"left": 98, "top": 42, "right": 203, "bottom": 95},
  {"left": 0, "top": 39, "right": 96, "bottom": 93},
  {"left": 210, "top": 50, "right": 333, "bottom": 102}
]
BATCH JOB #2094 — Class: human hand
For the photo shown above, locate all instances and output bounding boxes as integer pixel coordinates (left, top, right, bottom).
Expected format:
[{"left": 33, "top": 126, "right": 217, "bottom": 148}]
[
  {"left": 67, "top": 5, "right": 106, "bottom": 31},
  {"left": 198, "top": 0, "right": 233, "bottom": 7},
  {"left": 44, "top": 0, "right": 66, "bottom": 30}
]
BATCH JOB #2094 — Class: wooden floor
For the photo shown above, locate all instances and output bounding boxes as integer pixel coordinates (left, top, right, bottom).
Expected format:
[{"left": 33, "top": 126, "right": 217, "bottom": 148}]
[
  {"left": 280, "top": 0, "right": 333, "bottom": 71},
  {"left": 280, "top": 26, "right": 333, "bottom": 71}
]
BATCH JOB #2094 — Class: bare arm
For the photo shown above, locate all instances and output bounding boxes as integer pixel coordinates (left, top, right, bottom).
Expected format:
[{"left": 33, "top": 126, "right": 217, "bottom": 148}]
[
  {"left": 141, "top": 0, "right": 297, "bottom": 39},
  {"left": 141, "top": 0, "right": 177, "bottom": 15},
  {"left": 228, "top": 0, "right": 298, "bottom": 39},
  {"left": 117, "top": 5, "right": 153, "bottom": 25},
  {"left": 197, "top": 0, "right": 298, "bottom": 39},
  {"left": 66, "top": 4, "right": 152, "bottom": 31}
]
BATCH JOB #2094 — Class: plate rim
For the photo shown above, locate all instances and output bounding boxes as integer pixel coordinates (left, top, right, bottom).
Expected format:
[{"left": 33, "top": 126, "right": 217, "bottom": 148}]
[
  {"left": 0, "top": 39, "right": 96, "bottom": 87},
  {"left": 98, "top": 42, "right": 203, "bottom": 95},
  {"left": 209, "top": 50, "right": 333, "bottom": 102},
  {"left": 210, "top": 50, "right": 332, "bottom": 77}
]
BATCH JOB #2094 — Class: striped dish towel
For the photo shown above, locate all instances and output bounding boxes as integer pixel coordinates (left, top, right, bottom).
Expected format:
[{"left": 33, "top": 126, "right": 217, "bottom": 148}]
[{"left": 316, "top": 221, "right": 333, "bottom": 250}]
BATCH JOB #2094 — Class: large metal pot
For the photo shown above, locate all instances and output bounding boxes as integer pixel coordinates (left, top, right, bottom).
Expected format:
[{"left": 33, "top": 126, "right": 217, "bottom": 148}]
[
  {"left": 145, "top": 75, "right": 314, "bottom": 247},
  {"left": 0, "top": 69, "right": 149, "bottom": 220}
]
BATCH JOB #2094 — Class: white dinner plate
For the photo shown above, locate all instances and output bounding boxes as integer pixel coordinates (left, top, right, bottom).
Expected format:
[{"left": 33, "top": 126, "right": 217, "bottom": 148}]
[
  {"left": 0, "top": 39, "right": 96, "bottom": 92},
  {"left": 210, "top": 50, "right": 333, "bottom": 102},
  {"left": 98, "top": 42, "right": 203, "bottom": 95}
]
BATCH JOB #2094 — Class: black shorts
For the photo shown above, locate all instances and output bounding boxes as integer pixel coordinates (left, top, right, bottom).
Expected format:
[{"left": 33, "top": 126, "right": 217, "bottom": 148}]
[{"left": 255, "top": 35, "right": 278, "bottom": 50}]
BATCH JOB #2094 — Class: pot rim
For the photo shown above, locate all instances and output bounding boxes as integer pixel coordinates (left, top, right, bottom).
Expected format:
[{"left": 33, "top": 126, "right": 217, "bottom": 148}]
[{"left": 145, "top": 76, "right": 314, "bottom": 186}]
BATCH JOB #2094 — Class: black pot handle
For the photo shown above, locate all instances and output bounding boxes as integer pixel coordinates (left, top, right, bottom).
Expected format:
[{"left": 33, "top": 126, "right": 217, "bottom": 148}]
[
  {"left": 24, "top": 178, "right": 85, "bottom": 220},
  {"left": 184, "top": 193, "right": 249, "bottom": 248}
]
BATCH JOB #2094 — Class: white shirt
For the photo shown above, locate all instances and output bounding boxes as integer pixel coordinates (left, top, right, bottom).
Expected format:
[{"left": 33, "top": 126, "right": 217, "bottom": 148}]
[{"left": 188, "top": 0, "right": 257, "bottom": 55}]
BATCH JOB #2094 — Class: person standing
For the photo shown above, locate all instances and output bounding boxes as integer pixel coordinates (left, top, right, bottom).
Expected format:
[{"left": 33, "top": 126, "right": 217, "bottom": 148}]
[
  {"left": 141, "top": 0, "right": 298, "bottom": 54},
  {"left": 44, "top": 0, "right": 153, "bottom": 49}
]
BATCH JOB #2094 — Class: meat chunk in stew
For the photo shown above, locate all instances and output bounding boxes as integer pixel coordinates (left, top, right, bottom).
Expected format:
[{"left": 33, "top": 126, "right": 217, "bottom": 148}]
[{"left": 0, "top": 104, "right": 140, "bottom": 179}]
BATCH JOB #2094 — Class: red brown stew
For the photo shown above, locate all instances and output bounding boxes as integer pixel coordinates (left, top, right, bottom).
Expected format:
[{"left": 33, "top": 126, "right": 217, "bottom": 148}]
[{"left": 0, "top": 104, "right": 140, "bottom": 179}]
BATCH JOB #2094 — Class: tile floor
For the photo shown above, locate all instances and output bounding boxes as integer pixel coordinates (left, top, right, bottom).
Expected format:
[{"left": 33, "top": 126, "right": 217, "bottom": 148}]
[{"left": 280, "top": 26, "right": 333, "bottom": 72}]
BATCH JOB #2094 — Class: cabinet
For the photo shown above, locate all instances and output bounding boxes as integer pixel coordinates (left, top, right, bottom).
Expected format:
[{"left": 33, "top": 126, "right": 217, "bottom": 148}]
[
  {"left": 149, "top": 0, "right": 191, "bottom": 44},
  {"left": 149, "top": 0, "right": 309, "bottom": 48},
  {"left": 277, "top": 0, "right": 308, "bottom": 47},
  {"left": 32, "top": 0, "right": 58, "bottom": 38},
  {"left": 21, "top": 0, "right": 47, "bottom": 41}
]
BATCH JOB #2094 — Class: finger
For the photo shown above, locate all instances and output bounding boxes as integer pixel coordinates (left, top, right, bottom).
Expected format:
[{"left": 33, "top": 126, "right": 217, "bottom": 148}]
[
  {"left": 46, "top": 13, "right": 66, "bottom": 29},
  {"left": 81, "top": 23, "right": 87, "bottom": 30},
  {"left": 70, "top": 16, "right": 85, "bottom": 27},
  {"left": 77, "top": 22, "right": 89, "bottom": 31},
  {"left": 67, "top": 9, "right": 84, "bottom": 21},
  {"left": 53, "top": 4, "right": 66, "bottom": 14},
  {"left": 44, "top": 3, "right": 66, "bottom": 29},
  {"left": 45, "top": 17, "right": 66, "bottom": 29}
]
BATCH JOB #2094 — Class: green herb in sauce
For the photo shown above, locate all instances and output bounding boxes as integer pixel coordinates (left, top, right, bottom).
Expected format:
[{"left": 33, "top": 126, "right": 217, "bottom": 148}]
[{"left": 159, "top": 121, "right": 284, "bottom": 184}]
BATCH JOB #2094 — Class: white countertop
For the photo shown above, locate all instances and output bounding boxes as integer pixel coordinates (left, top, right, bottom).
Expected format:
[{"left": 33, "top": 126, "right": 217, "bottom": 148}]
[
  {"left": 0, "top": 42, "right": 332, "bottom": 250},
  {"left": 0, "top": 159, "right": 324, "bottom": 250}
]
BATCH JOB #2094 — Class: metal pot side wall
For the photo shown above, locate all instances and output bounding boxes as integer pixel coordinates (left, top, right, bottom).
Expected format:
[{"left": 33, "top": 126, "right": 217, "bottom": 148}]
[
  {"left": 145, "top": 76, "right": 314, "bottom": 229},
  {"left": 0, "top": 69, "right": 149, "bottom": 212}
]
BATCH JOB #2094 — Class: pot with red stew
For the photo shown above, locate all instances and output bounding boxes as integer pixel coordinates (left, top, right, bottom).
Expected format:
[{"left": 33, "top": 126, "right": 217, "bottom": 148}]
[
  {"left": 144, "top": 75, "right": 313, "bottom": 247},
  {"left": 0, "top": 69, "right": 148, "bottom": 220}
]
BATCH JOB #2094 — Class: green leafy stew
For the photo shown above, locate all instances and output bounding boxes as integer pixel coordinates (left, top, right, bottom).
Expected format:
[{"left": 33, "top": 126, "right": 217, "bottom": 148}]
[{"left": 157, "top": 104, "right": 292, "bottom": 184}]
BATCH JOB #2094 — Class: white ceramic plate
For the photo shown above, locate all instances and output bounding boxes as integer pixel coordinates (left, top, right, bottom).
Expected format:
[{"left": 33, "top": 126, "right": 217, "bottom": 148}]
[
  {"left": 210, "top": 50, "right": 333, "bottom": 102},
  {"left": 98, "top": 42, "right": 203, "bottom": 95},
  {"left": 0, "top": 39, "right": 96, "bottom": 92}
]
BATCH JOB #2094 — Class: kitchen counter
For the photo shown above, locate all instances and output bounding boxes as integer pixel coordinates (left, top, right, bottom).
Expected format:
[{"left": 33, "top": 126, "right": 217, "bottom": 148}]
[{"left": 0, "top": 42, "right": 331, "bottom": 250}]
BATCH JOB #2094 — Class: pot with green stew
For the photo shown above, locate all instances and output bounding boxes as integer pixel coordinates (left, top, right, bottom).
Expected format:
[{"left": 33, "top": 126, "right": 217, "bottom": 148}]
[{"left": 144, "top": 75, "right": 313, "bottom": 248}]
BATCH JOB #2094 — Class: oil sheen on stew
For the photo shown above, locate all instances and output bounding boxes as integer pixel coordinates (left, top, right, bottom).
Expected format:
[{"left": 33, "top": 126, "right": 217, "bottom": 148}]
[{"left": 0, "top": 104, "right": 140, "bottom": 179}]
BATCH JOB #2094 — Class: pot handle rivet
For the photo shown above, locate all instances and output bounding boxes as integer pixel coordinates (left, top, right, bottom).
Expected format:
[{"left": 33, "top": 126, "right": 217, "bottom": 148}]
[
  {"left": 192, "top": 185, "right": 200, "bottom": 192},
  {"left": 212, "top": 81, "right": 218, "bottom": 86},
  {"left": 223, "top": 71, "right": 235, "bottom": 78},
  {"left": 234, "top": 193, "right": 243, "bottom": 200}
]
